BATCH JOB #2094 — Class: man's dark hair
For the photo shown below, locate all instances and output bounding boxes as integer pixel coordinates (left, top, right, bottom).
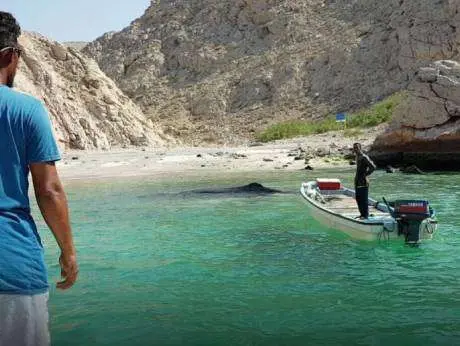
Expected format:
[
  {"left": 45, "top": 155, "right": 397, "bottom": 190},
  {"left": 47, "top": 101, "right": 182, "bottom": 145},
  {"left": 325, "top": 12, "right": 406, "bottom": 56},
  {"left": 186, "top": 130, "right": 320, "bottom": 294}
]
[
  {"left": 0, "top": 12, "right": 21, "bottom": 49},
  {"left": 353, "top": 142, "right": 362, "bottom": 149}
]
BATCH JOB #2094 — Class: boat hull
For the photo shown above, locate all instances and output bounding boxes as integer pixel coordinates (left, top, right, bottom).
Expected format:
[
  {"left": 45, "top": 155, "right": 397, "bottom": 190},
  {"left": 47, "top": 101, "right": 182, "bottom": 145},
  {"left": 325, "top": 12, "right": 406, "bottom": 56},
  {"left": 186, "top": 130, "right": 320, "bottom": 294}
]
[{"left": 300, "top": 182, "right": 437, "bottom": 242}]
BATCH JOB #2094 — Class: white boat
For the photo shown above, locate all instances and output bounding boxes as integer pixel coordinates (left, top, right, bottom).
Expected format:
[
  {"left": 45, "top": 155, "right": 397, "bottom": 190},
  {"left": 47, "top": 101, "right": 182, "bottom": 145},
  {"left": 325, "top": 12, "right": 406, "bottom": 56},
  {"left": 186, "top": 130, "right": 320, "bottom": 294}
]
[{"left": 300, "top": 179, "right": 437, "bottom": 243}]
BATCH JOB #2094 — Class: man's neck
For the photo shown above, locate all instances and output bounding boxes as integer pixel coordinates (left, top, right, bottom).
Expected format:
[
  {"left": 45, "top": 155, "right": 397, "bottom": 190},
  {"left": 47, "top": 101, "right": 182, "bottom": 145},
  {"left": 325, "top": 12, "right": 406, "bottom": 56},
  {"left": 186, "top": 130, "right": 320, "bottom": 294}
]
[{"left": 0, "top": 70, "right": 9, "bottom": 86}]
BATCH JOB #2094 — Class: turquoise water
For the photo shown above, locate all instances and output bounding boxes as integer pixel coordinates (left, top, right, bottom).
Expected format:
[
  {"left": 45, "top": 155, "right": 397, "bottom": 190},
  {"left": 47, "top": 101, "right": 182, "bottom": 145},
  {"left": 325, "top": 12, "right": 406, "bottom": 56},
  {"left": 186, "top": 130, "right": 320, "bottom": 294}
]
[{"left": 35, "top": 170, "right": 460, "bottom": 345}]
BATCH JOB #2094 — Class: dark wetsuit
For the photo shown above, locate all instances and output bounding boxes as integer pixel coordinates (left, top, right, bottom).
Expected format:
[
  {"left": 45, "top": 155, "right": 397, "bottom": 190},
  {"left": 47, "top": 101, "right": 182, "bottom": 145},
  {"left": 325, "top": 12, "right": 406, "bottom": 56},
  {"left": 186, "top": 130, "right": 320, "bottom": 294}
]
[{"left": 355, "top": 153, "right": 376, "bottom": 218}]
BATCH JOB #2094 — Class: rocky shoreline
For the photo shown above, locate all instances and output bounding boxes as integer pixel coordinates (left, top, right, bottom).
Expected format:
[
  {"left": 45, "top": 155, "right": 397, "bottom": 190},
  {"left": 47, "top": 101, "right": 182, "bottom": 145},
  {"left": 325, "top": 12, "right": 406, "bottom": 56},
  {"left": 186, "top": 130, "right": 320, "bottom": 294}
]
[
  {"left": 56, "top": 118, "right": 460, "bottom": 182},
  {"left": 56, "top": 133, "right": 364, "bottom": 181},
  {"left": 370, "top": 151, "right": 460, "bottom": 171}
]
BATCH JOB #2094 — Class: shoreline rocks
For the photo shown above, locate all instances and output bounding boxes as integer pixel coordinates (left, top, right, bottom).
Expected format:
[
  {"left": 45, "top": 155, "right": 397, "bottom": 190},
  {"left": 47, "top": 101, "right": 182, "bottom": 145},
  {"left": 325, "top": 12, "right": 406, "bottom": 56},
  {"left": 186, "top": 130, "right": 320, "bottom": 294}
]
[{"left": 370, "top": 151, "right": 460, "bottom": 171}]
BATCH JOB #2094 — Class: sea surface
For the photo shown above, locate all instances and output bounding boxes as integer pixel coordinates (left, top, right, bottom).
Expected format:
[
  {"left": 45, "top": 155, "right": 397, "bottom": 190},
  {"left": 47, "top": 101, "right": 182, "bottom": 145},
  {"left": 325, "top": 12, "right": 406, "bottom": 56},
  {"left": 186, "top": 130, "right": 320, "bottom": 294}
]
[{"left": 34, "top": 169, "right": 460, "bottom": 346}]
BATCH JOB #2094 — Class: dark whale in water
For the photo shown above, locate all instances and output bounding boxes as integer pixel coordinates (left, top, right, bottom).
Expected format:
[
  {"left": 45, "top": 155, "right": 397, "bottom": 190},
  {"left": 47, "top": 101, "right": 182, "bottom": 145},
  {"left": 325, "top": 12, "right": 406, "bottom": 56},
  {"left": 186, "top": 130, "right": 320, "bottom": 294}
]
[
  {"left": 137, "top": 183, "right": 286, "bottom": 200},
  {"left": 190, "top": 182, "right": 285, "bottom": 195}
]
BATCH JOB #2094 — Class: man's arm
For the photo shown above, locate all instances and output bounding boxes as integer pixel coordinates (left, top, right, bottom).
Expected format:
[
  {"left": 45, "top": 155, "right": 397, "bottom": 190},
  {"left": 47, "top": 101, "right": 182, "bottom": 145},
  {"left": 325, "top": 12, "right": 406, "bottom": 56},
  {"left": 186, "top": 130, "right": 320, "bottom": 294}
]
[
  {"left": 30, "top": 162, "right": 78, "bottom": 290},
  {"left": 365, "top": 154, "right": 377, "bottom": 176}
]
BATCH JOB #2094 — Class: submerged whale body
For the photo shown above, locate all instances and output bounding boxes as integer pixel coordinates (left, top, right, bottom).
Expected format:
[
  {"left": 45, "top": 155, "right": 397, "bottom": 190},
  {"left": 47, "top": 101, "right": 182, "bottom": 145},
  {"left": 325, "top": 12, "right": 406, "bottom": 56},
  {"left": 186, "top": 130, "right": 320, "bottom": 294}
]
[
  {"left": 137, "top": 183, "right": 286, "bottom": 200},
  {"left": 191, "top": 183, "right": 284, "bottom": 195}
]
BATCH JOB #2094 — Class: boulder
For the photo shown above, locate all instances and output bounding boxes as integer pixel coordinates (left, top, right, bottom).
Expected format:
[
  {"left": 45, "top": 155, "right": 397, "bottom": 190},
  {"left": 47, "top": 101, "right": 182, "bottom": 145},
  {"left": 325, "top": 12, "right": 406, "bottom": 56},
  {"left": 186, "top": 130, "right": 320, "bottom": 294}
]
[{"left": 372, "top": 60, "right": 460, "bottom": 170}]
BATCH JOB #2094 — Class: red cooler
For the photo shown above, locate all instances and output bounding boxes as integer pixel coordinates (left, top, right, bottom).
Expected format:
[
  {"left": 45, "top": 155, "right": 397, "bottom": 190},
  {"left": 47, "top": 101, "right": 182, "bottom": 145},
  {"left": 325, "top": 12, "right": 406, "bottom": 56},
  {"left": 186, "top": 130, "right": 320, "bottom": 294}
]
[{"left": 316, "top": 179, "right": 342, "bottom": 190}]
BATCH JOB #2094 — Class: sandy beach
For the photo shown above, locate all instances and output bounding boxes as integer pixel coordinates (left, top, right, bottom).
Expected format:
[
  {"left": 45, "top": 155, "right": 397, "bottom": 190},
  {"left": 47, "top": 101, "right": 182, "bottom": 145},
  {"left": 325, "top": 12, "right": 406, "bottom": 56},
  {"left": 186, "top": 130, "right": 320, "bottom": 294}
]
[{"left": 57, "top": 127, "right": 383, "bottom": 181}]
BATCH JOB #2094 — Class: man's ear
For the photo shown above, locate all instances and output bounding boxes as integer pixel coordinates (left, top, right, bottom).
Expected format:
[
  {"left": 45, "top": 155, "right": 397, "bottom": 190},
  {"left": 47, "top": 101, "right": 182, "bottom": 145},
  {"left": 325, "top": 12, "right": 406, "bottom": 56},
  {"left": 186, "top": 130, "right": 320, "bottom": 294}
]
[{"left": 0, "top": 50, "right": 14, "bottom": 69}]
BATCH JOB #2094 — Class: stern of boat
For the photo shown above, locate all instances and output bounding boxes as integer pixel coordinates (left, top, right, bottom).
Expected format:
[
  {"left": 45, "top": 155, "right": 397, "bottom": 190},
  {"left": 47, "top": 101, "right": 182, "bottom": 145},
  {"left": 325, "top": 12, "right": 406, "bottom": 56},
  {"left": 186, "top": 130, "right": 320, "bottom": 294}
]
[{"left": 393, "top": 200, "right": 438, "bottom": 244}]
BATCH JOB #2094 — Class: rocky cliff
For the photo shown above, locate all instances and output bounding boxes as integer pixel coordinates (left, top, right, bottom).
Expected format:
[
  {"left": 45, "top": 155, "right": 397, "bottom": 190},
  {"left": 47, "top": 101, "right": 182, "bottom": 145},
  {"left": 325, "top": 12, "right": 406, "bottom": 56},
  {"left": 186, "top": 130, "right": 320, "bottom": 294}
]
[
  {"left": 311, "top": 0, "right": 459, "bottom": 109},
  {"left": 83, "top": 0, "right": 360, "bottom": 145},
  {"left": 371, "top": 60, "right": 460, "bottom": 170},
  {"left": 16, "top": 33, "right": 169, "bottom": 150},
  {"left": 63, "top": 41, "right": 88, "bottom": 51},
  {"left": 84, "top": 0, "right": 460, "bottom": 148}
]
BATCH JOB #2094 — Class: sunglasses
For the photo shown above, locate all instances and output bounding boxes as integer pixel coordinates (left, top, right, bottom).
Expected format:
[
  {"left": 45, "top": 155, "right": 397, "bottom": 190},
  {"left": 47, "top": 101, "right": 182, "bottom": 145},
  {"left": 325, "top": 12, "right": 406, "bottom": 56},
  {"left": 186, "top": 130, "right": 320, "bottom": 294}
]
[{"left": 0, "top": 46, "right": 23, "bottom": 58}]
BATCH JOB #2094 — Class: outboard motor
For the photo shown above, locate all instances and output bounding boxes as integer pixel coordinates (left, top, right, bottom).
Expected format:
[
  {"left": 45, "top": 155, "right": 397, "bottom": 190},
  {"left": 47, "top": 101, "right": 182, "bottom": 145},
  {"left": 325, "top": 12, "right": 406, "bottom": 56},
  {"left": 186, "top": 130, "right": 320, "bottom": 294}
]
[{"left": 394, "top": 200, "right": 431, "bottom": 244}]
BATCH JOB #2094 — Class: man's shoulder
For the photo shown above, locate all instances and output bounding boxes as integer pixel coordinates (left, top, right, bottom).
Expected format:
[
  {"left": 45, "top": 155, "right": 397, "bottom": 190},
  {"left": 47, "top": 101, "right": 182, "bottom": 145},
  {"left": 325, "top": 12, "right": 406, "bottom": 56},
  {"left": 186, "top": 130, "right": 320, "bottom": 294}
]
[
  {"left": 357, "top": 153, "right": 372, "bottom": 164},
  {"left": 1, "top": 87, "right": 42, "bottom": 110},
  {"left": 362, "top": 152, "right": 376, "bottom": 166}
]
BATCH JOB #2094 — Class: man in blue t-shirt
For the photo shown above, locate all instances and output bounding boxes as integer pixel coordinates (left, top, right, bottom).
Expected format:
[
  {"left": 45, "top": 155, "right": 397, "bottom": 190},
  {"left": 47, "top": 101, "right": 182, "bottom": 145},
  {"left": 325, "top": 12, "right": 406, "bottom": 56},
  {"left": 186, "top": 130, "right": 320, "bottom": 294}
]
[{"left": 0, "top": 12, "right": 78, "bottom": 346}]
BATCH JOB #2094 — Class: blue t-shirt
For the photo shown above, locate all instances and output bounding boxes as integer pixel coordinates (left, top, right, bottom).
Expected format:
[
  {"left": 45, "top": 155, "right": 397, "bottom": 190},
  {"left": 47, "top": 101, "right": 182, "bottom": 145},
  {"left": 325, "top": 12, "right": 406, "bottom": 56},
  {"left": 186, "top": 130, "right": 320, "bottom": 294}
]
[{"left": 0, "top": 85, "right": 61, "bottom": 294}]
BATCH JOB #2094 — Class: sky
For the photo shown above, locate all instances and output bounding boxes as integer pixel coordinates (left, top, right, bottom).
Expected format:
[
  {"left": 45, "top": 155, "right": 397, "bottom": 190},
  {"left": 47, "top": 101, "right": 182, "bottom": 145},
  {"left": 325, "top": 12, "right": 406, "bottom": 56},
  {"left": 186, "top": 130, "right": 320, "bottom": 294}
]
[{"left": 3, "top": 0, "right": 150, "bottom": 42}]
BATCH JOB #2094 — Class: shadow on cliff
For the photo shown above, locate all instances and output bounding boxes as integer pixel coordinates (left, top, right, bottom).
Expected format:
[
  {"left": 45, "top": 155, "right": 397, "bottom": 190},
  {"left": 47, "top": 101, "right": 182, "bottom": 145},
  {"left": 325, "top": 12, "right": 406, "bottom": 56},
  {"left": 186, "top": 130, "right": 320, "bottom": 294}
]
[{"left": 371, "top": 151, "right": 460, "bottom": 172}]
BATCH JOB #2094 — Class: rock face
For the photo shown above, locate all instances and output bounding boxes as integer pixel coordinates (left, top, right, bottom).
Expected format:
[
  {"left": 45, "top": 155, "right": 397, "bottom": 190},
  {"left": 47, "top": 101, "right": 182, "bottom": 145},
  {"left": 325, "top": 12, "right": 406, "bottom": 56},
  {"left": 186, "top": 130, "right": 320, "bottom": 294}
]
[
  {"left": 371, "top": 60, "right": 460, "bottom": 170},
  {"left": 63, "top": 42, "right": 88, "bottom": 51},
  {"left": 311, "top": 0, "right": 460, "bottom": 108},
  {"left": 83, "top": 0, "right": 358, "bottom": 145},
  {"left": 16, "top": 33, "right": 169, "bottom": 150},
  {"left": 83, "top": 0, "right": 460, "bottom": 146}
]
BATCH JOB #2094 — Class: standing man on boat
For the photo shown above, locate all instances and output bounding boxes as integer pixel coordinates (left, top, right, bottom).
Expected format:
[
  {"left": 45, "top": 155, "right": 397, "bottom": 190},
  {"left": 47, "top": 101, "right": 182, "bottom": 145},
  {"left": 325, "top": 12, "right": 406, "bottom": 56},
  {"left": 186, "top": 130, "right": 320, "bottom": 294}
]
[
  {"left": 0, "top": 12, "right": 78, "bottom": 346},
  {"left": 353, "top": 143, "right": 376, "bottom": 219}
]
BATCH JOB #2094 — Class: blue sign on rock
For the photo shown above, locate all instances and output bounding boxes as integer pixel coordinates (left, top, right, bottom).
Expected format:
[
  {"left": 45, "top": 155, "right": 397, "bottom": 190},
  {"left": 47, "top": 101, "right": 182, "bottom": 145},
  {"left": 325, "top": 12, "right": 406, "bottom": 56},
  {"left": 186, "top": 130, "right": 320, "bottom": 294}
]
[{"left": 336, "top": 113, "right": 346, "bottom": 122}]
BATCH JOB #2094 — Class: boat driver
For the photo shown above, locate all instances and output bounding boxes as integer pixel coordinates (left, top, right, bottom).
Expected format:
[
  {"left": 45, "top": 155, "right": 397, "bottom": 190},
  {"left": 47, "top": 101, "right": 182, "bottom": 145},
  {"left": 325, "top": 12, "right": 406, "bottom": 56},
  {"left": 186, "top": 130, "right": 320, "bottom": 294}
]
[{"left": 353, "top": 143, "right": 376, "bottom": 219}]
